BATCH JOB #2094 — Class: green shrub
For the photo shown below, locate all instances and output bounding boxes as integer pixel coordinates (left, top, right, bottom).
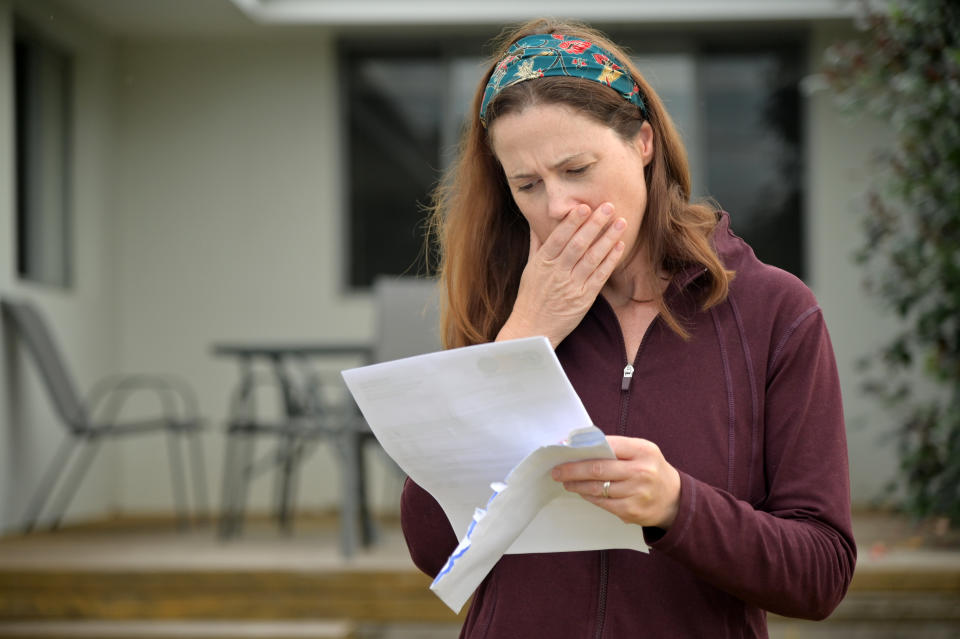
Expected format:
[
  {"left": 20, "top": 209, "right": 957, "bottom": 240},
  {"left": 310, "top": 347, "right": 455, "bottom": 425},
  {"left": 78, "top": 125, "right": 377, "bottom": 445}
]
[{"left": 823, "top": 0, "right": 960, "bottom": 522}]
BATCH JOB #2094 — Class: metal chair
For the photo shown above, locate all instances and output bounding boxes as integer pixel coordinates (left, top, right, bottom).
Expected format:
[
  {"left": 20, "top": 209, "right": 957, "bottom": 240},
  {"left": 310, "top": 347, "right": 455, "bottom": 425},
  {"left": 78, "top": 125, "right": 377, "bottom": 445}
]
[
  {"left": 216, "top": 277, "right": 441, "bottom": 555},
  {"left": 217, "top": 351, "right": 359, "bottom": 544},
  {"left": 350, "top": 275, "right": 442, "bottom": 540},
  {"left": 1, "top": 297, "right": 208, "bottom": 532}
]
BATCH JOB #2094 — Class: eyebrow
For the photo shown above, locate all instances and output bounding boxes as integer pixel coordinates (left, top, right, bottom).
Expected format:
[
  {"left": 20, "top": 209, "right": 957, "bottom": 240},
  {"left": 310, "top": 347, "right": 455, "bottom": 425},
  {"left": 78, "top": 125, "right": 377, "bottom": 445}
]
[{"left": 506, "top": 153, "right": 590, "bottom": 181}]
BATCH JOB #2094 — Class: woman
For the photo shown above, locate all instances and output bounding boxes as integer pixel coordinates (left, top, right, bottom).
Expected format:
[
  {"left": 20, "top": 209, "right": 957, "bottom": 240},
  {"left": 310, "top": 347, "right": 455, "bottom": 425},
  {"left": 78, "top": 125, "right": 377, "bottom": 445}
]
[{"left": 401, "top": 18, "right": 856, "bottom": 638}]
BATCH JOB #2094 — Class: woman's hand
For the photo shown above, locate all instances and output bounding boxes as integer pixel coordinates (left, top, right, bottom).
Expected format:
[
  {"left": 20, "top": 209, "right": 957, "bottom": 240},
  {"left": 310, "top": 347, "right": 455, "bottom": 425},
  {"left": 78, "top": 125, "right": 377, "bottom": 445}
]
[
  {"left": 496, "top": 202, "right": 627, "bottom": 348},
  {"left": 551, "top": 435, "right": 681, "bottom": 529}
]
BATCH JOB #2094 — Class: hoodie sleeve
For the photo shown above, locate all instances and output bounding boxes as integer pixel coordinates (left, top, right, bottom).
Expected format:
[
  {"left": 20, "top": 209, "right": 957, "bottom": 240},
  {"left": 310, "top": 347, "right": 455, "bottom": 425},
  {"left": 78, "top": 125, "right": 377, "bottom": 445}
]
[
  {"left": 646, "top": 306, "right": 856, "bottom": 620},
  {"left": 401, "top": 477, "right": 459, "bottom": 578}
]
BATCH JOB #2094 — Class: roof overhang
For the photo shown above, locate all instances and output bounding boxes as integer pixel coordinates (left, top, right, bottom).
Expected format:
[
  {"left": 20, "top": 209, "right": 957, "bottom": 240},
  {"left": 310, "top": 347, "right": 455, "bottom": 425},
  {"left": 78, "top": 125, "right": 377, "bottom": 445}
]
[{"left": 229, "top": 0, "right": 860, "bottom": 26}]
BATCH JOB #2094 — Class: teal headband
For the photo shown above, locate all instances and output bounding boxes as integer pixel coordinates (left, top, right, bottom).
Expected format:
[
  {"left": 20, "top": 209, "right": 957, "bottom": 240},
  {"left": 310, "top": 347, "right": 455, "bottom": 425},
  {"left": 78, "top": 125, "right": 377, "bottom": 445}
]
[{"left": 479, "top": 33, "right": 648, "bottom": 127}]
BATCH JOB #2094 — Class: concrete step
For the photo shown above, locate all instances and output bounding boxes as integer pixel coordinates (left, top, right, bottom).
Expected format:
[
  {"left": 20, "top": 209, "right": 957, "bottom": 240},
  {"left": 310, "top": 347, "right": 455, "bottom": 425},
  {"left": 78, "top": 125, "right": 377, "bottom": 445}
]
[
  {"left": 768, "top": 619, "right": 960, "bottom": 639},
  {"left": 0, "top": 620, "right": 356, "bottom": 639},
  {"left": 0, "top": 569, "right": 463, "bottom": 623},
  {"left": 0, "top": 512, "right": 957, "bottom": 635},
  {"left": 824, "top": 591, "right": 960, "bottom": 621},
  {"left": 1, "top": 567, "right": 957, "bottom": 625}
]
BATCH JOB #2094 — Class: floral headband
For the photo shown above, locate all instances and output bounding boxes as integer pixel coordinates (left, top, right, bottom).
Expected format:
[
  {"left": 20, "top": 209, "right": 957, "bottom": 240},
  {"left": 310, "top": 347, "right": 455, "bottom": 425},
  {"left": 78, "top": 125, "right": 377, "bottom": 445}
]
[{"left": 479, "top": 33, "right": 648, "bottom": 127}]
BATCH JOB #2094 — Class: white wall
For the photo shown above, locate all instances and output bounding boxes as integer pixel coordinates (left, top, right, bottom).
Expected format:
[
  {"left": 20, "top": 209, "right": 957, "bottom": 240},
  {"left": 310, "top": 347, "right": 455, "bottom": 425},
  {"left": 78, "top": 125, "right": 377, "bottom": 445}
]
[
  {"left": 0, "top": 0, "right": 120, "bottom": 533},
  {"left": 111, "top": 33, "right": 382, "bottom": 515},
  {"left": 806, "top": 23, "right": 900, "bottom": 505}
]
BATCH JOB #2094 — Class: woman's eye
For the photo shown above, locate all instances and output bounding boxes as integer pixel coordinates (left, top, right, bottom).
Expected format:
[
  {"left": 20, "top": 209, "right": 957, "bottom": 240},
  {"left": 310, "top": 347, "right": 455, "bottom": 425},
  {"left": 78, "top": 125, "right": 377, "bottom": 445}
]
[
  {"left": 517, "top": 180, "right": 539, "bottom": 192},
  {"left": 568, "top": 166, "right": 589, "bottom": 175}
]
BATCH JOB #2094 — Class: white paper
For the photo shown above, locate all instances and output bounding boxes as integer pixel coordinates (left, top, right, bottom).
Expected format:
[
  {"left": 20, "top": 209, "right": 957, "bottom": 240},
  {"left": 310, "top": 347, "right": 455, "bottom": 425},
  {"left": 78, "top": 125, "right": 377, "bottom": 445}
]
[
  {"left": 429, "top": 425, "right": 647, "bottom": 612},
  {"left": 341, "top": 337, "right": 648, "bottom": 611}
]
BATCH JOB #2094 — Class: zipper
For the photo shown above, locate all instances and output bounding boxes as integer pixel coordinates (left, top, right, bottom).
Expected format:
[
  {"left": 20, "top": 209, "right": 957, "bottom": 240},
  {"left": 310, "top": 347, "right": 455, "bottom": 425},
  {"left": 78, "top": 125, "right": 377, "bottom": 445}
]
[
  {"left": 595, "top": 301, "right": 660, "bottom": 638},
  {"left": 621, "top": 364, "right": 634, "bottom": 391},
  {"left": 597, "top": 349, "right": 636, "bottom": 638},
  {"left": 617, "top": 365, "right": 632, "bottom": 439},
  {"left": 594, "top": 551, "right": 609, "bottom": 639}
]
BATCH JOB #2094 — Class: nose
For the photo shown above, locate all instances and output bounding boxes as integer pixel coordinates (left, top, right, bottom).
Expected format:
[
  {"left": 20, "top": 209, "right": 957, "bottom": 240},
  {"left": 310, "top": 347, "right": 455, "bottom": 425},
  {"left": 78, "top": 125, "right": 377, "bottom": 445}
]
[{"left": 544, "top": 180, "right": 579, "bottom": 221}]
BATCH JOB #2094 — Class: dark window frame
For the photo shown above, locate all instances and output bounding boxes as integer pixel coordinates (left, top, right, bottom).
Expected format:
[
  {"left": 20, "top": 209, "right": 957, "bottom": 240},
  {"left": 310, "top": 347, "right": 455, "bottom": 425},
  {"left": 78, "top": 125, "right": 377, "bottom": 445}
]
[
  {"left": 339, "top": 27, "right": 808, "bottom": 290},
  {"left": 338, "top": 35, "right": 491, "bottom": 290},
  {"left": 14, "top": 18, "right": 75, "bottom": 289}
]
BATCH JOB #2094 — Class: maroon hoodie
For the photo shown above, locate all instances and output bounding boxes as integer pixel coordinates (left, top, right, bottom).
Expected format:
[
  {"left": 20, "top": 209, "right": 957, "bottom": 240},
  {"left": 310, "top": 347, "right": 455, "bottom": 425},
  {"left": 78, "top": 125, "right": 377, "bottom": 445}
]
[{"left": 401, "top": 214, "right": 856, "bottom": 638}]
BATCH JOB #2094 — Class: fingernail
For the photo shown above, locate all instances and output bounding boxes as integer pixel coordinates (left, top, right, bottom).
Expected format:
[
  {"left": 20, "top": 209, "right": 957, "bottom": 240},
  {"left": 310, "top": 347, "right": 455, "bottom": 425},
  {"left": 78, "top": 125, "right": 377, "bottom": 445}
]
[
  {"left": 614, "top": 218, "right": 626, "bottom": 230},
  {"left": 600, "top": 203, "right": 613, "bottom": 216},
  {"left": 577, "top": 205, "right": 590, "bottom": 218}
]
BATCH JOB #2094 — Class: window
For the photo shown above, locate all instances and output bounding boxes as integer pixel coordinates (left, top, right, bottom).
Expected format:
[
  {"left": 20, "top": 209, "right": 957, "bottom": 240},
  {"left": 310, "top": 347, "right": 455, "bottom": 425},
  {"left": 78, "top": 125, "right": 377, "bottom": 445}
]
[
  {"left": 342, "top": 32, "right": 805, "bottom": 288},
  {"left": 341, "top": 39, "right": 485, "bottom": 289},
  {"left": 698, "top": 45, "right": 805, "bottom": 279},
  {"left": 344, "top": 55, "right": 442, "bottom": 288},
  {"left": 630, "top": 39, "right": 805, "bottom": 279},
  {"left": 14, "top": 21, "right": 74, "bottom": 288}
]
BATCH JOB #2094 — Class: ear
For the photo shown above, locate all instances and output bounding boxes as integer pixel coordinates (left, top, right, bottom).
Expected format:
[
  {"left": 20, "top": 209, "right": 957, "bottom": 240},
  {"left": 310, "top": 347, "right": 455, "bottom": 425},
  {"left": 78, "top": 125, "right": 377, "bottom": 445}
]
[{"left": 633, "top": 121, "right": 655, "bottom": 167}]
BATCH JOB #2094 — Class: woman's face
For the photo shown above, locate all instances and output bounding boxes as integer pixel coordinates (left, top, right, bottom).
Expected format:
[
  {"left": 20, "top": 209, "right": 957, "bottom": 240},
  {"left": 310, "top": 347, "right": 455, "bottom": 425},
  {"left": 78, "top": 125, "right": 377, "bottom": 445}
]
[{"left": 489, "top": 103, "right": 654, "bottom": 259}]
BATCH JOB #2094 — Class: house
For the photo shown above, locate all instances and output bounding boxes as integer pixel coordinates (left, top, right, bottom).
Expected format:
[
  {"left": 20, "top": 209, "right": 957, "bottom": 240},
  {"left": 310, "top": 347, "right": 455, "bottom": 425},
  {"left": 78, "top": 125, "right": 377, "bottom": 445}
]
[{"left": 0, "top": 0, "right": 894, "bottom": 534}]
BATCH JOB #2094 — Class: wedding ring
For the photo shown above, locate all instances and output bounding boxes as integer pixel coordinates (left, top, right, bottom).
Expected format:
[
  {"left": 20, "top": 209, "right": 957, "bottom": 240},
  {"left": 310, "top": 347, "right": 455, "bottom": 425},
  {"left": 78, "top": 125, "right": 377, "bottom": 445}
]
[{"left": 602, "top": 480, "right": 611, "bottom": 499}]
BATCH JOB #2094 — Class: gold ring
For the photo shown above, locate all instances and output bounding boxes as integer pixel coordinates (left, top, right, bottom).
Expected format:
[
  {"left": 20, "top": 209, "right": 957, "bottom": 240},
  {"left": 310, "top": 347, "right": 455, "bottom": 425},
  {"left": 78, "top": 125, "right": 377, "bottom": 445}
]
[{"left": 602, "top": 480, "right": 611, "bottom": 499}]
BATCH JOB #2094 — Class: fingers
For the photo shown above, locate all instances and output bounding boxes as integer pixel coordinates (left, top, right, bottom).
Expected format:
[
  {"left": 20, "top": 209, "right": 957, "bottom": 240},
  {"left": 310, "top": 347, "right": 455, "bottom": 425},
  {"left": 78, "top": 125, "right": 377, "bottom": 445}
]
[
  {"left": 580, "top": 231, "right": 626, "bottom": 292},
  {"left": 537, "top": 203, "right": 627, "bottom": 270},
  {"left": 552, "top": 436, "right": 682, "bottom": 528},
  {"left": 557, "top": 205, "right": 624, "bottom": 273},
  {"left": 550, "top": 438, "right": 657, "bottom": 484},
  {"left": 527, "top": 225, "right": 542, "bottom": 261},
  {"left": 606, "top": 436, "right": 657, "bottom": 458},
  {"left": 552, "top": 203, "right": 613, "bottom": 270},
  {"left": 581, "top": 479, "right": 615, "bottom": 500},
  {"left": 537, "top": 203, "right": 590, "bottom": 260},
  {"left": 551, "top": 458, "right": 625, "bottom": 484},
  {"left": 567, "top": 478, "right": 623, "bottom": 500},
  {"left": 551, "top": 458, "right": 622, "bottom": 500},
  {"left": 507, "top": 201, "right": 627, "bottom": 349}
]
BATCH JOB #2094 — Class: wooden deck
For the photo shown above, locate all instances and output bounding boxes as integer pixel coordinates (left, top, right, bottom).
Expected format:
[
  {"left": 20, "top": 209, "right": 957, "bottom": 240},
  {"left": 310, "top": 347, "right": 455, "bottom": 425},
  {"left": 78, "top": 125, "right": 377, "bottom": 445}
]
[
  {"left": 0, "top": 515, "right": 461, "bottom": 625},
  {"left": 0, "top": 512, "right": 958, "bottom": 638}
]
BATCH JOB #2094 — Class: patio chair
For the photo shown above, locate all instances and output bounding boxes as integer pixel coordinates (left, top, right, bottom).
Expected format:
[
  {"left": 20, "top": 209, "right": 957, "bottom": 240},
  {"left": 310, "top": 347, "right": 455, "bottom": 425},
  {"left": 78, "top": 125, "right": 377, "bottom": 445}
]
[
  {"left": 216, "top": 276, "right": 440, "bottom": 554},
  {"left": 350, "top": 275, "right": 442, "bottom": 542},
  {"left": 1, "top": 297, "right": 208, "bottom": 532},
  {"left": 371, "top": 275, "right": 442, "bottom": 363},
  {"left": 304, "top": 275, "right": 442, "bottom": 550},
  {"left": 217, "top": 353, "right": 350, "bottom": 541}
]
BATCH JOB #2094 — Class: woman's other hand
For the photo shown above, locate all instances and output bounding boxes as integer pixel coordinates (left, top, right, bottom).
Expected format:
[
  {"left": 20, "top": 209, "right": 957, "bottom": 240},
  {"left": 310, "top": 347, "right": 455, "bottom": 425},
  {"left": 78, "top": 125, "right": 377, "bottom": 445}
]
[
  {"left": 496, "top": 202, "right": 627, "bottom": 348},
  {"left": 551, "top": 435, "right": 681, "bottom": 529}
]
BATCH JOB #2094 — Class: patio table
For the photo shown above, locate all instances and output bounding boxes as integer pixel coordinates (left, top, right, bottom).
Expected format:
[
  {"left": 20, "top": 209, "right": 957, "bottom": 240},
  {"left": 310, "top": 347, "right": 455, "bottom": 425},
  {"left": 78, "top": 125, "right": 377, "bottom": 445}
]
[{"left": 213, "top": 341, "right": 374, "bottom": 556}]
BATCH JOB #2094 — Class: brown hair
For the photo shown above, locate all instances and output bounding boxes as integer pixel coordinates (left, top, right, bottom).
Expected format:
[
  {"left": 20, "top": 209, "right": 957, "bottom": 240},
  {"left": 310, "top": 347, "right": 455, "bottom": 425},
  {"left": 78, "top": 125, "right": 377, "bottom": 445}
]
[{"left": 428, "top": 18, "right": 733, "bottom": 348}]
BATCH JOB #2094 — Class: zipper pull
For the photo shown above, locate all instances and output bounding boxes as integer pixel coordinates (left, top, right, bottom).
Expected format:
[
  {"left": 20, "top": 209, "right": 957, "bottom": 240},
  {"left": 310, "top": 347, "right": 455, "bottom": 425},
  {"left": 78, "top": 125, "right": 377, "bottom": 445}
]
[{"left": 621, "top": 364, "right": 634, "bottom": 391}]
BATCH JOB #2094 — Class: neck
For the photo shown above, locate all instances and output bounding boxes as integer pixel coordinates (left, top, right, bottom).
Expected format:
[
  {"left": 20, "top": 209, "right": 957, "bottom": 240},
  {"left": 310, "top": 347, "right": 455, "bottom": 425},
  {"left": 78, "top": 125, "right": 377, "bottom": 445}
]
[{"left": 602, "top": 256, "right": 666, "bottom": 309}]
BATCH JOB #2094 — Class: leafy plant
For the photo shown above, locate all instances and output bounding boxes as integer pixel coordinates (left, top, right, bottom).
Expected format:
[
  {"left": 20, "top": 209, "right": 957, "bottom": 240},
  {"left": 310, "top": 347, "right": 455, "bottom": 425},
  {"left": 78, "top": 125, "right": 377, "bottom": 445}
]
[{"left": 822, "top": 0, "right": 960, "bottom": 523}]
